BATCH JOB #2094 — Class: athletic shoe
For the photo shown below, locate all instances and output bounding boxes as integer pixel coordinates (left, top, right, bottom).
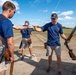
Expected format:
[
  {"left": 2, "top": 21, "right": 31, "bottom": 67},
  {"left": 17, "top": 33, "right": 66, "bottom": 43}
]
[
  {"left": 29, "top": 55, "right": 35, "bottom": 59},
  {"left": 21, "top": 56, "right": 24, "bottom": 60}
]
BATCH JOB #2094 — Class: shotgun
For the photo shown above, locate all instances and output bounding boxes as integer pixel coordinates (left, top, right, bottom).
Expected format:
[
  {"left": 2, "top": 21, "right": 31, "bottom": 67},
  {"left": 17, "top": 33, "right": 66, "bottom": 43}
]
[
  {"left": 4, "top": 49, "right": 14, "bottom": 75},
  {"left": 65, "top": 26, "right": 76, "bottom": 60}
]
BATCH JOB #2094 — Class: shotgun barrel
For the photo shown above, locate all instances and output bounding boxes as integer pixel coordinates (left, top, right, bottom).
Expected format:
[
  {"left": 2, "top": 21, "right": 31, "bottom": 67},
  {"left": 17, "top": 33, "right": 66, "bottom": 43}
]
[{"left": 67, "top": 26, "right": 76, "bottom": 41}]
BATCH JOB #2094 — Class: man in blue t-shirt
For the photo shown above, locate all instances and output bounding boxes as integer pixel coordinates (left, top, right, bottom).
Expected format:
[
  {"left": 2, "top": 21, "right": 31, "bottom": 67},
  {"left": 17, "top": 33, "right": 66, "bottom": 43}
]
[
  {"left": 0, "top": 1, "right": 34, "bottom": 75},
  {"left": 0, "top": 2, "right": 16, "bottom": 75},
  {"left": 20, "top": 21, "right": 34, "bottom": 60},
  {"left": 34, "top": 13, "right": 67, "bottom": 75}
]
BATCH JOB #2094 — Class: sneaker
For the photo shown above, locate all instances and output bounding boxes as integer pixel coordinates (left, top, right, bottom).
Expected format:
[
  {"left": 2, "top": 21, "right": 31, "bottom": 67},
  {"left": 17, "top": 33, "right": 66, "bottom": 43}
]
[
  {"left": 29, "top": 55, "right": 35, "bottom": 59},
  {"left": 21, "top": 56, "right": 24, "bottom": 60},
  {"left": 57, "top": 72, "right": 62, "bottom": 75},
  {"left": 46, "top": 67, "right": 51, "bottom": 73}
]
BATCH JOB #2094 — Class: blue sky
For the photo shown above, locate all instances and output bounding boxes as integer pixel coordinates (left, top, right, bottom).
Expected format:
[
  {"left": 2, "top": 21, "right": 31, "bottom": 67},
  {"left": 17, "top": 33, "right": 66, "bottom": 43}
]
[{"left": 0, "top": 0, "right": 76, "bottom": 28}]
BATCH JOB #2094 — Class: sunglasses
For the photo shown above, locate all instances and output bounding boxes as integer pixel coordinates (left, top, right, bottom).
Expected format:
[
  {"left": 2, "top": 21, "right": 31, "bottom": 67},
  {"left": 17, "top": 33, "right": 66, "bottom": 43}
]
[
  {"left": 14, "top": 11, "right": 16, "bottom": 14},
  {"left": 51, "top": 18, "right": 56, "bottom": 20}
]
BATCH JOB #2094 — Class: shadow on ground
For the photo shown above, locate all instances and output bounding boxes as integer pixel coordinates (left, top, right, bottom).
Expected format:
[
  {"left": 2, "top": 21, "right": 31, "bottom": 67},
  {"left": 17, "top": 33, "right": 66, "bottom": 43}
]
[{"left": 14, "top": 50, "right": 76, "bottom": 75}]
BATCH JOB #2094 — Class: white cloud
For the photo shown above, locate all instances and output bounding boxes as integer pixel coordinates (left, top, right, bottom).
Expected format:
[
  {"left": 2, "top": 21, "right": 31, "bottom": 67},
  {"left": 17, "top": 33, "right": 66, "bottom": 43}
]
[
  {"left": 64, "top": 16, "right": 73, "bottom": 20},
  {"left": 17, "top": 11, "right": 21, "bottom": 14},
  {"left": 0, "top": 0, "right": 9, "bottom": 6},
  {"left": 58, "top": 17, "right": 64, "bottom": 20},
  {"left": 58, "top": 16, "right": 73, "bottom": 20},
  {"left": 59, "top": 10, "right": 73, "bottom": 16},
  {"left": 55, "top": 10, "right": 74, "bottom": 21},
  {"left": 52, "top": 11, "right": 60, "bottom": 14},
  {"left": 0, "top": 0, "right": 19, "bottom": 10}
]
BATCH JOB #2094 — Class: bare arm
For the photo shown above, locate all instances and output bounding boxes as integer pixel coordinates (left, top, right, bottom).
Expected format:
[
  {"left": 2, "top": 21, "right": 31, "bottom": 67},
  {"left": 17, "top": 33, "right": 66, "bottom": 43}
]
[
  {"left": 7, "top": 37, "right": 14, "bottom": 62},
  {"left": 13, "top": 26, "right": 34, "bottom": 30},
  {"left": 60, "top": 34, "right": 67, "bottom": 40},
  {"left": 13, "top": 26, "right": 28, "bottom": 30},
  {"left": 34, "top": 26, "right": 42, "bottom": 32}
]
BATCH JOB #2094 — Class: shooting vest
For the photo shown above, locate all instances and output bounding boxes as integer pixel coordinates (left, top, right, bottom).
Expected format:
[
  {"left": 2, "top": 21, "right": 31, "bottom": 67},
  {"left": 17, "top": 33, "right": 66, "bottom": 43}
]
[{"left": 0, "top": 14, "right": 7, "bottom": 63}]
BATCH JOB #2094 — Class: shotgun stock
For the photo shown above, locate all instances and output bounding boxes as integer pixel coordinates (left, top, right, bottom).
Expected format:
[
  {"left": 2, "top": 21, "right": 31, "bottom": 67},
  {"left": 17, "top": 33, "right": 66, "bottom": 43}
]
[
  {"left": 4, "top": 49, "right": 14, "bottom": 75},
  {"left": 65, "top": 26, "right": 76, "bottom": 60}
]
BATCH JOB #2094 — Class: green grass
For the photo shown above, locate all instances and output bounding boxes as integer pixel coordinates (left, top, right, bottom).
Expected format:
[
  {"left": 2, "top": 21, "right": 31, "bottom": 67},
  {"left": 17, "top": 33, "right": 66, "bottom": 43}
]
[
  {"left": 63, "top": 29, "right": 72, "bottom": 34},
  {"left": 13, "top": 28, "right": 76, "bottom": 37},
  {"left": 13, "top": 29, "right": 20, "bottom": 33}
]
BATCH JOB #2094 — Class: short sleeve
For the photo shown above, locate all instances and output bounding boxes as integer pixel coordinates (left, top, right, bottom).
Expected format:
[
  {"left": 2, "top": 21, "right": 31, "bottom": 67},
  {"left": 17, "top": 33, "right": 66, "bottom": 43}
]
[
  {"left": 59, "top": 24, "right": 63, "bottom": 34},
  {"left": 41, "top": 24, "right": 48, "bottom": 32},
  {"left": 2, "top": 20, "right": 14, "bottom": 38}
]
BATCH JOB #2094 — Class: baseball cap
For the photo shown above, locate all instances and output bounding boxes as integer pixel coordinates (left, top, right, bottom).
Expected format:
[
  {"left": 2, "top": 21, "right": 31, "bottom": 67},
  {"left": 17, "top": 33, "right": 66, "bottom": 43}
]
[{"left": 51, "top": 13, "right": 58, "bottom": 18}]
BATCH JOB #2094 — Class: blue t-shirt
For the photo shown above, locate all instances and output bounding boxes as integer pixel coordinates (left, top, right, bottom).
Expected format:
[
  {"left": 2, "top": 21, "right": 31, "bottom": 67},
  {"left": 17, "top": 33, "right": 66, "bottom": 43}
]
[
  {"left": 42, "top": 22, "right": 63, "bottom": 46},
  {"left": 0, "top": 14, "right": 14, "bottom": 47},
  {"left": 20, "top": 27, "right": 32, "bottom": 38}
]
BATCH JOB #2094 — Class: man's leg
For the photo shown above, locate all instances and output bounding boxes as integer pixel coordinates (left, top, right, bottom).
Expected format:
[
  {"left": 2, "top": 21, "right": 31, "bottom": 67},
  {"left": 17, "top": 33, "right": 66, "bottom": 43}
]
[
  {"left": 29, "top": 48, "right": 35, "bottom": 59},
  {"left": 28, "top": 44, "right": 35, "bottom": 59},
  {"left": 21, "top": 48, "right": 25, "bottom": 60},
  {"left": 47, "top": 54, "right": 53, "bottom": 70},
  {"left": 22, "top": 48, "right": 25, "bottom": 56},
  {"left": 46, "top": 46, "right": 53, "bottom": 72},
  {"left": 55, "top": 46, "right": 62, "bottom": 75},
  {"left": 0, "top": 70, "right": 6, "bottom": 75},
  {"left": 29, "top": 48, "right": 33, "bottom": 56},
  {"left": 21, "top": 39, "right": 27, "bottom": 60},
  {"left": 57, "top": 55, "right": 61, "bottom": 72}
]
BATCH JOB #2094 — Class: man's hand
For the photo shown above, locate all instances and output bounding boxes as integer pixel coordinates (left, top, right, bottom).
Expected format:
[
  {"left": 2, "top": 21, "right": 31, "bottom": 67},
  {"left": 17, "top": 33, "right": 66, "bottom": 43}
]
[
  {"left": 64, "top": 39, "right": 70, "bottom": 45},
  {"left": 10, "top": 56, "right": 14, "bottom": 63},
  {"left": 66, "top": 39, "right": 70, "bottom": 43},
  {"left": 32, "top": 25, "right": 42, "bottom": 32},
  {"left": 28, "top": 25, "right": 34, "bottom": 29},
  {"left": 32, "top": 25, "right": 37, "bottom": 29}
]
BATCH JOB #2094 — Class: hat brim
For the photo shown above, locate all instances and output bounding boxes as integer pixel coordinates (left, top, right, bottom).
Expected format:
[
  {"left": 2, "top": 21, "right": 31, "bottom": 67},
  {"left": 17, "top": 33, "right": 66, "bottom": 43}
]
[{"left": 51, "top": 17, "right": 58, "bottom": 18}]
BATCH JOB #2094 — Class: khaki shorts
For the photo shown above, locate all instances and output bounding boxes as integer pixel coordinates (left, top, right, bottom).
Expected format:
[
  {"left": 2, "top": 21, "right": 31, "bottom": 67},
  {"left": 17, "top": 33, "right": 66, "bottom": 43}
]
[
  {"left": 0, "top": 61, "right": 10, "bottom": 72},
  {"left": 46, "top": 46, "right": 61, "bottom": 56},
  {"left": 22, "top": 38, "right": 32, "bottom": 48}
]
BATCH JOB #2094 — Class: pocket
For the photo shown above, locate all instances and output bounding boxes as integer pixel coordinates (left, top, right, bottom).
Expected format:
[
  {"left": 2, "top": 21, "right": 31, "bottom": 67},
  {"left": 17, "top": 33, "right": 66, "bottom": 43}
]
[{"left": 27, "top": 38, "right": 32, "bottom": 44}]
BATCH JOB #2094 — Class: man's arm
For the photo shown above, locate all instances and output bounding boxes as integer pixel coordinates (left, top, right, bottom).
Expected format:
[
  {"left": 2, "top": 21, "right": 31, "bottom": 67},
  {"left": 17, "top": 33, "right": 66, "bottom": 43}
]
[
  {"left": 13, "top": 26, "right": 34, "bottom": 30},
  {"left": 7, "top": 37, "right": 14, "bottom": 62},
  {"left": 13, "top": 26, "right": 27, "bottom": 30},
  {"left": 34, "top": 26, "right": 42, "bottom": 32},
  {"left": 60, "top": 34, "right": 67, "bottom": 40}
]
